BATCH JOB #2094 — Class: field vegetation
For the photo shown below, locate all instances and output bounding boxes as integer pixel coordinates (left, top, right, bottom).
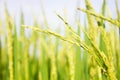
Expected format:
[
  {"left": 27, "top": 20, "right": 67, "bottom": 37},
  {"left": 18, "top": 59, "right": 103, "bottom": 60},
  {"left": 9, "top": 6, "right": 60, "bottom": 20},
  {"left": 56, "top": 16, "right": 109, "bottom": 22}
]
[{"left": 0, "top": 0, "right": 120, "bottom": 80}]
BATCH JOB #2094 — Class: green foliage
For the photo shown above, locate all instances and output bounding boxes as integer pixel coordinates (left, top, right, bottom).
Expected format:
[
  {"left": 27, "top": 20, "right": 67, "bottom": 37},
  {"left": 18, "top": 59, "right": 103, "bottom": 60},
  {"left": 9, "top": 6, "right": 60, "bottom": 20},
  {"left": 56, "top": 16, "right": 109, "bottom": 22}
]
[{"left": 0, "top": 0, "right": 120, "bottom": 80}]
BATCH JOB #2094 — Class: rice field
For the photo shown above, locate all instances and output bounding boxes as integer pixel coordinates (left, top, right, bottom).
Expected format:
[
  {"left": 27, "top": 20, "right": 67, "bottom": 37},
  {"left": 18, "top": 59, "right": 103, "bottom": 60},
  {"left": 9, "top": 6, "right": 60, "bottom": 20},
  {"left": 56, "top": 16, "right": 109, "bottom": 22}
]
[{"left": 0, "top": 0, "right": 120, "bottom": 80}]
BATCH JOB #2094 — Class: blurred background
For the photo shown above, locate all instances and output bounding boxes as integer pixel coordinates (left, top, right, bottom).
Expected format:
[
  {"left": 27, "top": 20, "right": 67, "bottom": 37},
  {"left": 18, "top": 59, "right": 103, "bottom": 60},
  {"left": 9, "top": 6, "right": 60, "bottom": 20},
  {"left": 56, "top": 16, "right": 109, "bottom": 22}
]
[{"left": 0, "top": 0, "right": 120, "bottom": 80}]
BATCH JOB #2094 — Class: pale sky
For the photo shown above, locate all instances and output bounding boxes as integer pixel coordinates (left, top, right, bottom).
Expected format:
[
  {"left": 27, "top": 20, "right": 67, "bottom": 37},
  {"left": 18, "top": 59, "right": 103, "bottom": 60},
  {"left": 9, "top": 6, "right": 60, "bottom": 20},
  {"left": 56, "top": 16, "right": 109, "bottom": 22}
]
[{"left": 0, "top": 0, "right": 119, "bottom": 29}]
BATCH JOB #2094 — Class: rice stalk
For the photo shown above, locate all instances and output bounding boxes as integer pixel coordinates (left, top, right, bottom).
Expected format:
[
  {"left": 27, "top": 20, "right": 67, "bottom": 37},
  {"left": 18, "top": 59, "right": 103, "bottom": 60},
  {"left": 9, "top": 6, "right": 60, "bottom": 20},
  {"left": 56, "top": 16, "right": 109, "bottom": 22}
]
[
  {"left": 56, "top": 14, "right": 90, "bottom": 52},
  {"left": 84, "top": 1, "right": 103, "bottom": 79},
  {"left": 98, "top": 66, "right": 102, "bottom": 80},
  {"left": 80, "top": 24, "right": 117, "bottom": 80},
  {"left": 24, "top": 40, "right": 29, "bottom": 80},
  {"left": 85, "top": 0, "right": 96, "bottom": 42},
  {"left": 57, "top": 42, "right": 69, "bottom": 80},
  {"left": 50, "top": 45, "right": 57, "bottom": 80},
  {"left": 22, "top": 26, "right": 81, "bottom": 48},
  {"left": 77, "top": 8, "right": 120, "bottom": 27},
  {"left": 5, "top": 7, "right": 14, "bottom": 80},
  {"left": 0, "top": 35, "right": 2, "bottom": 79},
  {"left": 17, "top": 11, "right": 25, "bottom": 80},
  {"left": 13, "top": 19, "right": 18, "bottom": 80},
  {"left": 89, "top": 57, "right": 98, "bottom": 80},
  {"left": 67, "top": 46, "right": 75, "bottom": 80},
  {"left": 38, "top": 71, "right": 42, "bottom": 80},
  {"left": 39, "top": 34, "right": 49, "bottom": 80}
]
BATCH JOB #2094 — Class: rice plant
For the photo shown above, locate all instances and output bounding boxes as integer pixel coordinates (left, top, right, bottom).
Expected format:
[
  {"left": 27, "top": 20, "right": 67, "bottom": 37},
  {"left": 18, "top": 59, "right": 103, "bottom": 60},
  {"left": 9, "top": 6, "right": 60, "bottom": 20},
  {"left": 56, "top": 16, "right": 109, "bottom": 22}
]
[{"left": 0, "top": 0, "right": 120, "bottom": 80}]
